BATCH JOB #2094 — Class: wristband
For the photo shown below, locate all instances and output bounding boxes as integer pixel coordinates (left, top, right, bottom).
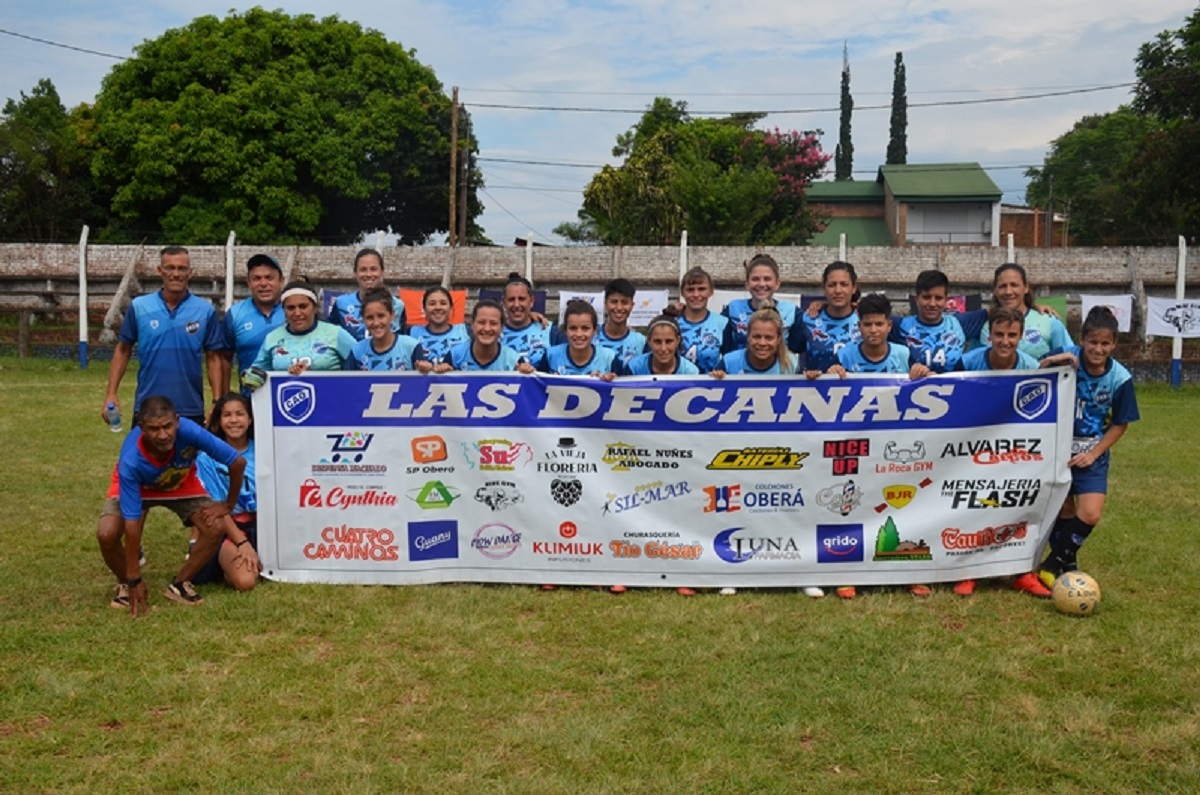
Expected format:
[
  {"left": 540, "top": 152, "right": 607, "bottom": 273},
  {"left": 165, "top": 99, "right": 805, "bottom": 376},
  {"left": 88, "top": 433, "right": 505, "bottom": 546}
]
[
  {"left": 236, "top": 539, "right": 250, "bottom": 548},
  {"left": 127, "top": 576, "right": 143, "bottom": 588}
]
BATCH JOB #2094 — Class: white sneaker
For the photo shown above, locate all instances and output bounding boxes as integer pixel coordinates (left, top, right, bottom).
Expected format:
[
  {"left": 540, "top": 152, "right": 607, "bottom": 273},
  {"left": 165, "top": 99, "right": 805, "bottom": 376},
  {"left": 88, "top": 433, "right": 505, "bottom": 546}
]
[
  {"left": 803, "top": 586, "right": 825, "bottom": 599},
  {"left": 719, "top": 587, "right": 737, "bottom": 596}
]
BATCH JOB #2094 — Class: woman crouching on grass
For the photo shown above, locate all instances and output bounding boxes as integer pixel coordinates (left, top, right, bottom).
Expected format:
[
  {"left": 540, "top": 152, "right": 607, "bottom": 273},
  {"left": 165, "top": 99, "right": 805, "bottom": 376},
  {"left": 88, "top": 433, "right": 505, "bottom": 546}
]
[{"left": 192, "top": 393, "right": 261, "bottom": 591}]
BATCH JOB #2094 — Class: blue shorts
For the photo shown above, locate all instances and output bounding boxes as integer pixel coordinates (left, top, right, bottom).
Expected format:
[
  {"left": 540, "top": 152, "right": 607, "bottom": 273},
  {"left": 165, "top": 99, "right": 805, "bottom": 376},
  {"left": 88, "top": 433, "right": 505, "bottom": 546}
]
[
  {"left": 192, "top": 518, "right": 257, "bottom": 586},
  {"left": 1070, "top": 454, "right": 1109, "bottom": 495}
]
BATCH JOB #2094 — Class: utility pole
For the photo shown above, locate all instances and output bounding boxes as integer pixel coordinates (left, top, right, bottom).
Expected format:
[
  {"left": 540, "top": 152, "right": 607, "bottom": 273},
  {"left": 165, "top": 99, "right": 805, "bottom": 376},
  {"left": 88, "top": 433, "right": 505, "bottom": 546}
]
[{"left": 449, "top": 86, "right": 459, "bottom": 247}]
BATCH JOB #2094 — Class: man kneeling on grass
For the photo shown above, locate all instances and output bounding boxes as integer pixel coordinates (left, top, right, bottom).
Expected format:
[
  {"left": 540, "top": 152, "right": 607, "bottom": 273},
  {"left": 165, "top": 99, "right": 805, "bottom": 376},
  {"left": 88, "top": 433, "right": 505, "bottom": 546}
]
[{"left": 97, "top": 395, "right": 260, "bottom": 616}]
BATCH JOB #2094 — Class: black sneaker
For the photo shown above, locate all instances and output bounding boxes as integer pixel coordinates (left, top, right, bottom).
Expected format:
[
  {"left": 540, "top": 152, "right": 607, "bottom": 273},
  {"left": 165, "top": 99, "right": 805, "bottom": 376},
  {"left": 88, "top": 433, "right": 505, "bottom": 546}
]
[
  {"left": 163, "top": 580, "right": 203, "bottom": 606},
  {"left": 110, "top": 582, "right": 130, "bottom": 610}
]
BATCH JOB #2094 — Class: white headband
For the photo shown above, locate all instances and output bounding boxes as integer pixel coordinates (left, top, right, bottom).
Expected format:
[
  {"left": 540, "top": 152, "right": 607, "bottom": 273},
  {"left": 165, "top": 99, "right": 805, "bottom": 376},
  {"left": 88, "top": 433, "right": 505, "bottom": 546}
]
[{"left": 281, "top": 286, "right": 319, "bottom": 305}]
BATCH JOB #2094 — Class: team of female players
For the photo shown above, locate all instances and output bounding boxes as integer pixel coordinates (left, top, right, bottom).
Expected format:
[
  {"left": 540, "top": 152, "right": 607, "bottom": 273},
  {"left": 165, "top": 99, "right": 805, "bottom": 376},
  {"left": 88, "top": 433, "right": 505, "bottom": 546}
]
[{"left": 227, "top": 254, "right": 1135, "bottom": 601}]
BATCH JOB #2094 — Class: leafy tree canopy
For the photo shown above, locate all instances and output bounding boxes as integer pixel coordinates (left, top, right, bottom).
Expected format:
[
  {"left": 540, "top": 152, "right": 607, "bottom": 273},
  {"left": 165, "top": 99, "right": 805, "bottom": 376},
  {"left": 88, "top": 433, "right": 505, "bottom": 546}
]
[
  {"left": 556, "top": 98, "right": 829, "bottom": 246},
  {"left": 91, "top": 8, "right": 481, "bottom": 244},
  {"left": 1028, "top": 3, "right": 1200, "bottom": 244},
  {"left": 0, "top": 79, "right": 104, "bottom": 242}
]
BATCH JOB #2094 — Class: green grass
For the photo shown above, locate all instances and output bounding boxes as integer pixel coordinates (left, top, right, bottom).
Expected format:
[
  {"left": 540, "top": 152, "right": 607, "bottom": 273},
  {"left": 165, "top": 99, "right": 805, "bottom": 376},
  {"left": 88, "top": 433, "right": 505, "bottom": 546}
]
[{"left": 2, "top": 356, "right": 1199, "bottom": 794}]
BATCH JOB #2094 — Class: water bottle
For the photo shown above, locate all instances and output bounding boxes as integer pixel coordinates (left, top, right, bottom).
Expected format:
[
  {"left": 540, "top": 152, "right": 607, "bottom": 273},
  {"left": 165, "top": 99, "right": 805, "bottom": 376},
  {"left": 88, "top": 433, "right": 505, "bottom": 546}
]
[{"left": 105, "top": 402, "right": 123, "bottom": 434}]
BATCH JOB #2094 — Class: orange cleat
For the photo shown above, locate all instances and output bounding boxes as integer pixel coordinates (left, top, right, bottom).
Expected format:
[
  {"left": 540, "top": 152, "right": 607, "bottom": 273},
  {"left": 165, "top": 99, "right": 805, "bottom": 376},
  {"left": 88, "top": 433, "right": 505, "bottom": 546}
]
[
  {"left": 1012, "top": 572, "right": 1052, "bottom": 598},
  {"left": 908, "top": 584, "right": 932, "bottom": 598},
  {"left": 835, "top": 586, "right": 856, "bottom": 600},
  {"left": 953, "top": 579, "right": 977, "bottom": 597}
]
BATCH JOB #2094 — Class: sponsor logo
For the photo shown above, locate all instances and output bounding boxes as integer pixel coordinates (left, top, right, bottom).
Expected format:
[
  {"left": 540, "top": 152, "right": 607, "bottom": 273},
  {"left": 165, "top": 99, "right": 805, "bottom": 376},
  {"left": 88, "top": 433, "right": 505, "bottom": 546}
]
[
  {"left": 474, "top": 481, "right": 524, "bottom": 511},
  {"left": 412, "top": 435, "right": 447, "bottom": 464},
  {"left": 311, "top": 431, "right": 387, "bottom": 476},
  {"left": 940, "top": 479, "right": 1041, "bottom": 509},
  {"left": 817, "top": 524, "right": 864, "bottom": 563},
  {"left": 406, "top": 480, "right": 461, "bottom": 510},
  {"left": 874, "top": 478, "right": 934, "bottom": 512},
  {"left": 872, "top": 516, "right": 932, "bottom": 561},
  {"left": 940, "top": 522, "right": 1029, "bottom": 555},
  {"left": 1014, "top": 378, "right": 1052, "bottom": 421},
  {"left": 298, "top": 479, "right": 398, "bottom": 510},
  {"left": 702, "top": 484, "right": 741, "bottom": 513},
  {"left": 537, "top": 437, "right": 598, "bottom": 474},
  {"left": 713, "top": 527, "right": 802, "bottom": 563},
  {"left": 706, "top": 447, "right": 808, "bottom": 470},
  {"left": 824, "top": 438, "right": 869, "bottom": 475},
  {"left": 531, "top": 540, "right": 604, "bottom": 560},
  {"left": 276, "top": 380, "right": 316, "bottom": 425},
  {"left": 408, "top": 520, "right": 459, "bottom": 562},
  {"left": 604, "top": 481, "right": 691, "bottom": 515},
  {"left": 815, "top": 480, "right": 862, "bottom": 516},
  {"left": 602, "top": 442, "right": 692, "bottom": 471},
  {"left": 941, "top": 438, "right": 1045, "bottom": 465},
  {"left": 559, "top": 521, "right": 578, "bottom": 539},
  {"left": 462, "top": 438, "right": 534, "bottom": 472},
  {"left": 471, "top": 522, "right": 522, "bottom": 560},
  {"left": 302, "top": 524, "right": 399, "bottom": 561},
  {"left": 185, "top": 320, "right": 200, "bottom": 334},
  {"left": 874, "top": 440, "right": 932, "bottom": 474},
  {"left": 705, "top": 483, "right": 804, "bottom": 513},
  {"left": 550, "top": 477, "right": 583, "bottom": 507},
  {"left": 609, "top": 540, "right": 703, "bottom": 559}
]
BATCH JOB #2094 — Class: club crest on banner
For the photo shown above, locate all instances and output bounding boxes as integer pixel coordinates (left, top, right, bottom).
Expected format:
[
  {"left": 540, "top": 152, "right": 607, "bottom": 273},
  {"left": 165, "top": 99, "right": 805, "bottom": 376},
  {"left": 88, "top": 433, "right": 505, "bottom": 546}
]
[
  {"left": 276, "top": 380, "right": 316, "bottom": 425},
  {"left": 1013, "top": 378, "right": 1051, "bottom": 421}
]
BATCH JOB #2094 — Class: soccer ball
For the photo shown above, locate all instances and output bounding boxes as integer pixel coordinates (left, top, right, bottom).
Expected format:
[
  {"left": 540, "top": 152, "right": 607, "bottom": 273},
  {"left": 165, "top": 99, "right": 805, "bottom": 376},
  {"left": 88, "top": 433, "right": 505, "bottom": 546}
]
[{"left": 1052, "top": 571, "right": 1101, "bottom": 617}]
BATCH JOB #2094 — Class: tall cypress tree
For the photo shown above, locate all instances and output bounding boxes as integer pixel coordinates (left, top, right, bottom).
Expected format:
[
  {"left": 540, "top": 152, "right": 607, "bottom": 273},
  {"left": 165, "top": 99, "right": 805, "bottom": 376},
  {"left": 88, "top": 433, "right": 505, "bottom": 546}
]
[
  {"left": 835, "top": 43, "right": 854, "bottom": 180},
  {"left": 886, "top": 51, "right": 908, "bottom": 165}
]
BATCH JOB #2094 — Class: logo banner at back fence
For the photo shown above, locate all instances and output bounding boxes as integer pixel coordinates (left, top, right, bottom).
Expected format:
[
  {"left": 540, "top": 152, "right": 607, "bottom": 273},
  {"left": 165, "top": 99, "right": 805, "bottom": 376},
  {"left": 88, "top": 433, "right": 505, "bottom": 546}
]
[{"left": 253, "top": 370, "right": 1075, "bottom": 587}]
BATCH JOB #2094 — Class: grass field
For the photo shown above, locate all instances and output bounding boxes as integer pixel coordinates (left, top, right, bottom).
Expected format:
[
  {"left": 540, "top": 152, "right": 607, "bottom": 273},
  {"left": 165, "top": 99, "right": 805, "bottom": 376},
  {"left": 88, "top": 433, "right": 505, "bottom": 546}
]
[{"left": 1, "top": 356, "right": 1199, "bottom": 794}]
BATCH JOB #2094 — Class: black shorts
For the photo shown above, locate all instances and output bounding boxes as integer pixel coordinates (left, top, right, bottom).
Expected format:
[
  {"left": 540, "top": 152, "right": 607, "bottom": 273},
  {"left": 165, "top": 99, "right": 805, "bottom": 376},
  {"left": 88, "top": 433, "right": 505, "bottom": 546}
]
[{"left": 192, "top": 518, "right": 258, "bottom": 586}]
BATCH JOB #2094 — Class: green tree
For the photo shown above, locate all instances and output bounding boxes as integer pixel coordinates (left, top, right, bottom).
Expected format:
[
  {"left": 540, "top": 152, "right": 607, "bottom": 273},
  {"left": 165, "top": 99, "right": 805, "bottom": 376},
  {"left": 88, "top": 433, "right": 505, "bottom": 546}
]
[
  {"left": 834, "top": 44, "right": 854, "bottom": 181},
  {"left": 1025, "top": 109, "right": 1154, "bottom": 245},
  {"left": 555, "top": 98, "right": 829, "bottom": 245},
  {"left": 0, "top": 79, "right": 105, "bottom": 242},
  {"left": 90, "top": 8, "right": 481, "bottom": 244},
  {"left": 886, "top": 52, "right": 907, "bottom": 165}
]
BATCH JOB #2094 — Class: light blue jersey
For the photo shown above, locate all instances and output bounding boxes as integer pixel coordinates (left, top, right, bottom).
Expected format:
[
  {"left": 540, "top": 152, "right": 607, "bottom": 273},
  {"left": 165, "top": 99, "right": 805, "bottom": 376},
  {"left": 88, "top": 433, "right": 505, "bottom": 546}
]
[
  {"left": 723, "top": 298, "right": 800, "bottom": 351},
  {"left": 223, "top": 297, "right": 284, "bottom": 380},
  {"left": 409, "top": 324, "right": 470, "bottom": 366},
  {"left": 253, "top": 321, "right": 355, "bottom": 372},
  {"left": 196, "top": 440, "right": 257, "bottom": 516},
  {"left": 348, "top": 335, "right": 419, "bottom": 371},
  {"left": 596, "top": 327, "right": 647, "bottom": 365},
  {"left": 798, "top": 310, "right": 861, "bottom": 372},
  {"left": 678, "top": 311, "right": 735, "bottom": 374},
  {"left": 502, "top": 322, "right": 562, "bottom": 369},
  {"left": 1055, "top": 345, "right": 1139, "bottom": 448},
  {"left": 624, "top": 353, "right": 700, "bottom": 376},
  {"left": 329, "top": 291, "right": 406, "bottom": 342},
  {"left": 538, "top": 343, "right": 624, "bottom": 376},
  {"left": 449, "top": 341, "right": 524, "bottom": 372},
  {"left": 958, "top": 346, "right": 1040, "bottom": 371},
  {"left": 717, "top": 349, "right": 797, "bottom": 375},
  {"left": 892, "top": 314, "right": 968, "bottom": 373},
  {"left": 836, "top": 342, "right": 911, "bottom": 374}
]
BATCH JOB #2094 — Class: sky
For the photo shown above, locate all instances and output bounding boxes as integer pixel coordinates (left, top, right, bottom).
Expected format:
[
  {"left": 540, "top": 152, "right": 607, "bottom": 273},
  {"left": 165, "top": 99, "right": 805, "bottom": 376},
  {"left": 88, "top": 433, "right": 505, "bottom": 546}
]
[{"left": 2, "top": 0, "right": 1196, "bottom": 246}]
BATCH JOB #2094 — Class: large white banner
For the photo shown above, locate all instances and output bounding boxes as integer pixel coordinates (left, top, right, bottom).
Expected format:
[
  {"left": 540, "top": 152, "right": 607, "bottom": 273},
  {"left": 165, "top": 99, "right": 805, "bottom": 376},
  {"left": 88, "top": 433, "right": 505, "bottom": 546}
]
[
  {"left": 1147, "top": 297, "right": 1200, "bottom": 338},
  {"left": 254, "top": 370, "right": 1074, "bottom": 588}
]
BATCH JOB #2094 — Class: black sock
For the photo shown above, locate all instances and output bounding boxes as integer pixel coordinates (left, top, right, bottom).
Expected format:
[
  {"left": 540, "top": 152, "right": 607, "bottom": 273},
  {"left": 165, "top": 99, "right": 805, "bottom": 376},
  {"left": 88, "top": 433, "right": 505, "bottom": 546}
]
[{"left": 1054, "top": 517, "right": 1095, "bottom": 569}]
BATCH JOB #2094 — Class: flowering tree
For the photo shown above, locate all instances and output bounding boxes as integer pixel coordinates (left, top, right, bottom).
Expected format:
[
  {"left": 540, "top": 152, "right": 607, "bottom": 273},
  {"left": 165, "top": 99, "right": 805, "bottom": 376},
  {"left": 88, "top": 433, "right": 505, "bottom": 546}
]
[{"left": 556, "top": 98, "right": 829, "bottom": 245}]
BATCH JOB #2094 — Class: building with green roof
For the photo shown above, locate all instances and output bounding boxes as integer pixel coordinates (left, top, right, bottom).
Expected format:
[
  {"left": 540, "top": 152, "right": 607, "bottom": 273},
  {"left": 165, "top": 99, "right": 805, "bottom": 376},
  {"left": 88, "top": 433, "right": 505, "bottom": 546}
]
[{"left": 808, "top": 163, "right": 1002, "bottom": 247}]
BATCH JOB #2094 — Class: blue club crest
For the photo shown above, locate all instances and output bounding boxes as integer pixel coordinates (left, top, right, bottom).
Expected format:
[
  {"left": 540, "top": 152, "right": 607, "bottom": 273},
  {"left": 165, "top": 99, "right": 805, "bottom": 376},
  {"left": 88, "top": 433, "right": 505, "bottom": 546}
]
[
  {"left": 276, "top": 380, "right": 316, "bottom": 425},
  {"left": 1013, "top": 378, "right": 1052, "bottom": 421}
]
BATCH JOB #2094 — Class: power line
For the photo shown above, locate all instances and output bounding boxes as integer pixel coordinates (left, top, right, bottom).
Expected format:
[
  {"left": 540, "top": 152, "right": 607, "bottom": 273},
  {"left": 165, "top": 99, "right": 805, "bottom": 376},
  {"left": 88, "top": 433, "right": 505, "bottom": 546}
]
[
  {"left": 462, "top": 82, "right": 1136, "bottom": 98},
  {"left": 480, "top": 156, "right": 605, "bottom": 169},
  {"left": 468, "top": 83, "right": 1134, "bottom": 116},
  {"left": 478, "top": 187, "right": 561, "bottom": 244},
  {"left": 0, "top": 27, "right": 128, "bottom": 60}
]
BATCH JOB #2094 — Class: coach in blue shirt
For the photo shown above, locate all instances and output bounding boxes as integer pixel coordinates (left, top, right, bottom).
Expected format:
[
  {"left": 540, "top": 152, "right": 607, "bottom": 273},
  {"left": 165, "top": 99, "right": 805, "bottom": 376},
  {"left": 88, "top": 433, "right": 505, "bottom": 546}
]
[
  {"left": 220, "top": 253, "right": 285, "bottom": 395},
  {"left": 103, "top": 246, "right": 228, "bottom": 424}
]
